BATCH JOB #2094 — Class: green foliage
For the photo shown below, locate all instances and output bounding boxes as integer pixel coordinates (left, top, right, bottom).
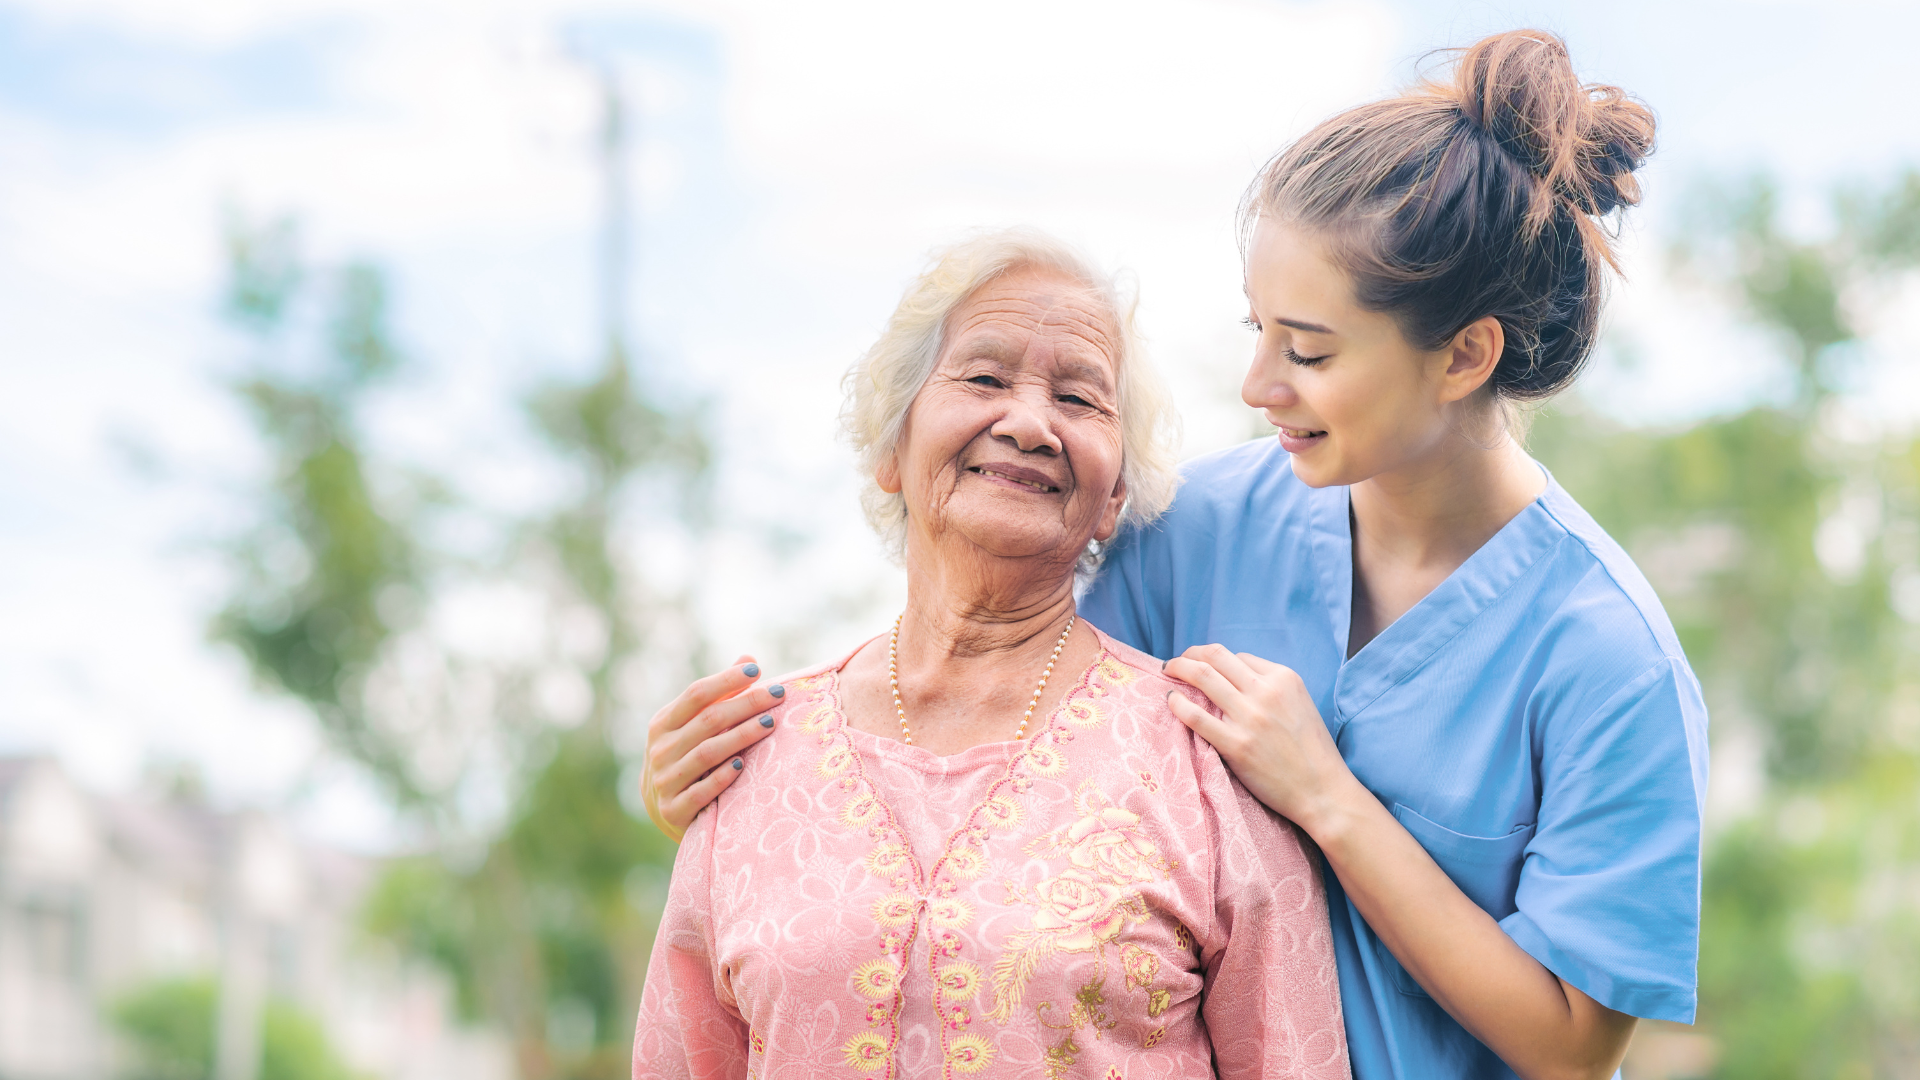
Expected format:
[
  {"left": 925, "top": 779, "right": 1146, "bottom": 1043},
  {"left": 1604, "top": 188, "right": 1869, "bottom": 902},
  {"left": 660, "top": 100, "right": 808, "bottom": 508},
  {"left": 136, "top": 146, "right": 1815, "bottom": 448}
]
[
  {"left": 223, "top": 213, "right": 302, "bottom": 332},
  {"left": 212, "top": 217, "right": 425, "bottom": 805},
  {"left": 108, "top": 977, "right": 359, "bottom": 1080},
  {"left": 1535, "top": 167, "right": 1920, "bottom": 1075},
  {"left": 361, "top": 731, "right": 681, "bottom": 1076},
  {"left": 360, "top": 858, "right": 484, "bottom": 1021},
  {"left": 210, "top": 206, "right": 708, "bottom": 1079},
  {"left": 1693, "top": 756, "right": 1920, "bottom": 1078},
  {"left": 111, "top": 978, "right": 214, "bottom": 1080}
]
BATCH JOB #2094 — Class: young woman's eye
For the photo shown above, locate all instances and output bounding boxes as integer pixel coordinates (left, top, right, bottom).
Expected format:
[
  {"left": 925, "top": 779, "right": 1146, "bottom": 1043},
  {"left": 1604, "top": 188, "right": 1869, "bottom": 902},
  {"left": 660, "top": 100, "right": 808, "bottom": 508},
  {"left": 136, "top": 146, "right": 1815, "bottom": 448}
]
[
  {"left": 1284, "top": 347, "right": 1330, "bottom": 367},
  {"left": 1240, "top": 315, "right": 1261, "bottom": 332}
]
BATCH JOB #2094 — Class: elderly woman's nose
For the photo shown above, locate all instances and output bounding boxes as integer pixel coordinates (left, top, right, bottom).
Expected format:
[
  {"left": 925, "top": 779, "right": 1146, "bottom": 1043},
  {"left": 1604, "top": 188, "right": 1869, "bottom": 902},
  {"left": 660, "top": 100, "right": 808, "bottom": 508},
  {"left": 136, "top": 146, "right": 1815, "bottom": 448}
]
[{"left": 989, "top": 396, "right": 1064, "bottom": 454}]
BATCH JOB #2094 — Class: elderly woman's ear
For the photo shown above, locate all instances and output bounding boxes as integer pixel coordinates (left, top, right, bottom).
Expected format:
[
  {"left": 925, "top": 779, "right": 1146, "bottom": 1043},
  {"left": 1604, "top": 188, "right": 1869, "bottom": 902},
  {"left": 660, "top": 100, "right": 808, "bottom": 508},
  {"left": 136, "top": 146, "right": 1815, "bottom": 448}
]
[
  {"left": 1094, "top": 474, "right": 1129, "bottom": 544},
  {"left": 876, "top": 450, "right": 903, "bottom": 497}
]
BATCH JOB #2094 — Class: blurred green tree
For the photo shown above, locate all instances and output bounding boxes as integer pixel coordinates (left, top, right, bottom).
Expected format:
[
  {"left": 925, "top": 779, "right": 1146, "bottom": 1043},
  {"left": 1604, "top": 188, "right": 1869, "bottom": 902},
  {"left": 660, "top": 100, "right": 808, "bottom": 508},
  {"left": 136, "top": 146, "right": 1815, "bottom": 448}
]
[
  {"left": 213, "top": 206, "right": 707, "bottom": 1080},
  {"left": 109, "top": 978, "right": 358, "bottom": 1080},
  {"left": 364, "top": 342, "right": 708, "bottom": 1080},
  {"left": 214, "top": 216, "right": 429, "bottom": 806},
  {"left": 1531, "top": 168, "right": 1920, "bottom": 1076}
]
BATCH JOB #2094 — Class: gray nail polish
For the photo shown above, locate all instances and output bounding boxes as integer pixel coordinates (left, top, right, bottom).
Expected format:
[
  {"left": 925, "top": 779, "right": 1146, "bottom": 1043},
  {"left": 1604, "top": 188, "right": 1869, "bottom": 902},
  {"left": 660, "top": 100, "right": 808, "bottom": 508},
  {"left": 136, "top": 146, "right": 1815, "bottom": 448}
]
[
  {"left": 743, "top": 663, "right": 760, "bottom": 678},
  {"left": 731, "top": 758, "right": 744, "bottom": 770},
  {"left": 759, "top": 715, "right": 774, "bottom": 728},
  {"left": 769, "top": 684, "right": 785, "bottom": 699}
]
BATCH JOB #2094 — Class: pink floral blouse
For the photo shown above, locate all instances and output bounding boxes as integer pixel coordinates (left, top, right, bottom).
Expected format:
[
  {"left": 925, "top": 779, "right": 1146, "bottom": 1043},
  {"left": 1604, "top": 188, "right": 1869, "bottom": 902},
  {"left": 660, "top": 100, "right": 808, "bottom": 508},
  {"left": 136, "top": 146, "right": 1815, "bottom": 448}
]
[{"left": 633, "top": 627, "right": 1349, "bottom": 1080}]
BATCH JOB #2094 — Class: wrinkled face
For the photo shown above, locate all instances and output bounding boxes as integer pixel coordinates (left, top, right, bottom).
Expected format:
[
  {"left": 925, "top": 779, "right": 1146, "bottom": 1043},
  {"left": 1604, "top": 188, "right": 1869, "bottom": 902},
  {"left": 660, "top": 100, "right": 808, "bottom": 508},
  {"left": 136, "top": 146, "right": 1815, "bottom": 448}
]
[
  {"left": 880, "top": 266, "right": 1128, "bottom": 567},
  {"left": 1240, "top": 218, "right": 1462, "bottom": 488}
]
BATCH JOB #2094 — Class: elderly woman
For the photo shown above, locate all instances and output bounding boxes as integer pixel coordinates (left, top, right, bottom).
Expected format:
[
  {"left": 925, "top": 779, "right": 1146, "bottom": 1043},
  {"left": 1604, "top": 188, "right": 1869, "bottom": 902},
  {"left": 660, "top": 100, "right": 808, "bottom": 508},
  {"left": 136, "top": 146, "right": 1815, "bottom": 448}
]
[{"left": 631, "top": 230, "right": 1348, "bottom": 1079}]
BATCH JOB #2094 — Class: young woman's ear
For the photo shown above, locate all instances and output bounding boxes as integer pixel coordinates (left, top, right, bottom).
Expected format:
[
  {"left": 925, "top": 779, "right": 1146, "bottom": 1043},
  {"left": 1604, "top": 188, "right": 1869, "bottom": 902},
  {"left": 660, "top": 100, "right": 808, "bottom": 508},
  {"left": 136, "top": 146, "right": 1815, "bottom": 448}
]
[{"left": 1436, "top": 315, "right": 1505, "bottom": 403}]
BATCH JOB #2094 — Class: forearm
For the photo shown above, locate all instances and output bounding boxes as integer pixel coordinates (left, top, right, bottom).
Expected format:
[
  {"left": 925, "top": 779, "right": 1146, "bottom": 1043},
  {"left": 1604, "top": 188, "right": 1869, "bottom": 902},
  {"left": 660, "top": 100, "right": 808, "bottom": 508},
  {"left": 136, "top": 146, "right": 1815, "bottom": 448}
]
[{"left": 1304, "top": 779, "right": 1634, "bottom": 1080}]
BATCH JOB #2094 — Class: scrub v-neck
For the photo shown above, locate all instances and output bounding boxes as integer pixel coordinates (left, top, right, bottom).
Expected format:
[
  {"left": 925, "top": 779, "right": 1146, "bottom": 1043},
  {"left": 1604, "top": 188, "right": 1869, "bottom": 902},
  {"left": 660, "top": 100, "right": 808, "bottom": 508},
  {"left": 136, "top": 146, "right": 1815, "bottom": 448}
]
[{"left": 1306, "top": 479, "right": 1566, "bottom": 741}]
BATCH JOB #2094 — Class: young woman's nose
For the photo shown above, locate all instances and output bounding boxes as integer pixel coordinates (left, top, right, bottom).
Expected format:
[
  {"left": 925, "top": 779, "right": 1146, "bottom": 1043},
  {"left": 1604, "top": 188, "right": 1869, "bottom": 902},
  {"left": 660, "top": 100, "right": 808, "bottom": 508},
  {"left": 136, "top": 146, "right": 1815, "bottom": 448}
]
[{"left": 1242, "top": 362, "right": 1302, "bottom": 411}]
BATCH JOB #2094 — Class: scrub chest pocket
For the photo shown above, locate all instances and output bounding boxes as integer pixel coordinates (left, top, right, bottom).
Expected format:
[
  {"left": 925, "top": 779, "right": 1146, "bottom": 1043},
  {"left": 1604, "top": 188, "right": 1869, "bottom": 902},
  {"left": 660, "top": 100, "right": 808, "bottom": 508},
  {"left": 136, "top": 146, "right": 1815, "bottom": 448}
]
[{"left": 1378, "top": 804, "right": 1536, "bottom": 999}]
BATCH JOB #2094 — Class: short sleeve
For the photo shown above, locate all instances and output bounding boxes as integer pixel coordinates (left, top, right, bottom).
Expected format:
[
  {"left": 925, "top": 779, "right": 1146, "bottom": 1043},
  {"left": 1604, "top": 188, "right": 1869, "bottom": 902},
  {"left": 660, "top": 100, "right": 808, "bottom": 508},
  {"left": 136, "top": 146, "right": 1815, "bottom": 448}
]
[
  {"left": 1082, "top": 524, "right": 1175, "bottom": 659},
  {"left": 1190, "top": 736, "right": 1350, "bottom": 1080},
  {"left": 631, "top": 808, "right": 751, "bottom": 1080},
  {"left": 1501, "top": 658, "right": 1708, "bottom": 1023}
]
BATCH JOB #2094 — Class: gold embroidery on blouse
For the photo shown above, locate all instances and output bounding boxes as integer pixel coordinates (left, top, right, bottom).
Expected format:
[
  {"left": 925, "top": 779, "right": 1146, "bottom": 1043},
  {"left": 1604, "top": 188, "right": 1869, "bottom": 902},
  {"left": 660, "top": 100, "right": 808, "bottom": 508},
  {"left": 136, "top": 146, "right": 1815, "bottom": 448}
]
[
  {"left": 851, "top": 959, "right": 900, "bottom": 1000},
  {"left": 929, "top": 898, "right": 973, "bottom": 928},
  {"left": 947, "top": 1034, "right": 993, "bottom": 1073},
  {"left": 841, "top": 791, "right": 882, "bottom": 828},
  {"left": 945, "top": 845, "right": 985, "bottom": 880},
  {"left": 841, "top": 1032, "right": 890, "bottom": 1072},
  {"left": 1025, "top": 744, "right": 1069, "bottom": 777},
  {"left": 1119, "top": 942, "right": 1175, "bottom": 1017},
  {"left": 804, "top": 651, "right": 1121, "bottom": 1078},
  {"left": 1061, "top": 698, "right": 1103, "bottom": 728},
  {"left": 1041, "top": 1034, "right": 1081, "bottom": 1080},
  {"left": 936, "top": 961, "right": 983, "bottom": 1002},
  {"left": 987, "top": 782, "right": 1174, "bottom": 1022},
  {"left": 871, "top": 894, "right": 915, "bottom": 927},
  {"left": 1038, "top": 977, "right": 1119, "bottom": 1038},
  {"left": 818, "top": 745, "right": 854, "bottom": 777}
]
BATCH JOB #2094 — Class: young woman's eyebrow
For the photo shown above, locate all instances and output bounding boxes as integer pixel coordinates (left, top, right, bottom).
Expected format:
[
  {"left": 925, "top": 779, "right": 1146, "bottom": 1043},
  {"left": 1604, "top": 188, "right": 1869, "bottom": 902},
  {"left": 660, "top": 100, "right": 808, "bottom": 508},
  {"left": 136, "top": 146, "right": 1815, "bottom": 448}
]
[
  {"left": 1241, "top": 291, "right": 1337, "bottom": 336},
  {"left": 1274, "top": 316, "right": 1336, "bottom": 334}
]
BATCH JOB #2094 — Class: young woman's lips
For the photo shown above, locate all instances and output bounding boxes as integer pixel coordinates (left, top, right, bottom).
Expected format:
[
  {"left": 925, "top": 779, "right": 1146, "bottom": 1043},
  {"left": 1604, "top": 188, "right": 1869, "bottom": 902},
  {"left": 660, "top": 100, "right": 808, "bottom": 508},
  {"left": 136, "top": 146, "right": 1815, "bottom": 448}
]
[{"left": 1275, "top": 426, "right": 1327, "bottom": 454}]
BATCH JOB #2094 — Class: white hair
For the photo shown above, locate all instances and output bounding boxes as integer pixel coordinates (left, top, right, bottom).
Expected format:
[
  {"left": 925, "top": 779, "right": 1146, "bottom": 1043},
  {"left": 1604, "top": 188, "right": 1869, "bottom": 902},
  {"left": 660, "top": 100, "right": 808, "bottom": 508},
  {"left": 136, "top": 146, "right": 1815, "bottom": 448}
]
[{"left": 840, "top": 227, "right": 1182, "bottom": 568}]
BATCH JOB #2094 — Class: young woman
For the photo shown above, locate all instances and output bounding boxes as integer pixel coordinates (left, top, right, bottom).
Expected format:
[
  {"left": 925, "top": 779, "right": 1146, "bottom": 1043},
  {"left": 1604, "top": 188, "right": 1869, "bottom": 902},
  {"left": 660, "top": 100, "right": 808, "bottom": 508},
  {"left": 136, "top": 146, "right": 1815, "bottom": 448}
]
[{"left": 644, "top": 30, "right": 1705, "bottom": 1080}]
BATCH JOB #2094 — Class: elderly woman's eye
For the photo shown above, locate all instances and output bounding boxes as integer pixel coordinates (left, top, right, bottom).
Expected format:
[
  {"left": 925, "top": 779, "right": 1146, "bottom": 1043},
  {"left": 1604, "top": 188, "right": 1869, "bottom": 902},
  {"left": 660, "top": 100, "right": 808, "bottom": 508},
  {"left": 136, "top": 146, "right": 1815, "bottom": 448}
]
[
  {"left": 1058, "top": 393, "right": 1093, "bottom": 407},
  {"left": 968, "top": 375, "right": 1000, "bottom": 387}
]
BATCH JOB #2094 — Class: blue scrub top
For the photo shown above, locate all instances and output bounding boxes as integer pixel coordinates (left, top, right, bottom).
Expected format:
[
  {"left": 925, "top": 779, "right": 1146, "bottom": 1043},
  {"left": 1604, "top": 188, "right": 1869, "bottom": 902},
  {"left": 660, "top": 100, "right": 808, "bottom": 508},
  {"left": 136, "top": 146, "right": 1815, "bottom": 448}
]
[{"left": 1081, "top": 438, "right": 1709, "bottom": 1080}]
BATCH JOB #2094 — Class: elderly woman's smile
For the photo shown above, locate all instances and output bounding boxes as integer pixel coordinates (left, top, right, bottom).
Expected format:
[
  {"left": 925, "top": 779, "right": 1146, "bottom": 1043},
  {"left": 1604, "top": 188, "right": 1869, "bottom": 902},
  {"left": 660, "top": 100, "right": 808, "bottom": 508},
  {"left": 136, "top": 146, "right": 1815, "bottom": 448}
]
[
  {"left": 966, "top": 462, "right": 1062, "bottom": 494},
  {"left": 880, "top": 265, "right": 1129, "bottom": 565}
]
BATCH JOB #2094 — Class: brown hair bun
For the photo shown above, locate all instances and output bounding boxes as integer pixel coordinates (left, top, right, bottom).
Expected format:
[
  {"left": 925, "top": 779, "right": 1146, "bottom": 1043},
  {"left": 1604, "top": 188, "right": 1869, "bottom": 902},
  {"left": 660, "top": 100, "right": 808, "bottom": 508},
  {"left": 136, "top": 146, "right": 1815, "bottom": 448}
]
[
  {"left": 1454, "top": 30, "right": 1656, "bottom": 235},
  {"left": 1242, "top": 29, "right": 1656, "bottom": 401}
]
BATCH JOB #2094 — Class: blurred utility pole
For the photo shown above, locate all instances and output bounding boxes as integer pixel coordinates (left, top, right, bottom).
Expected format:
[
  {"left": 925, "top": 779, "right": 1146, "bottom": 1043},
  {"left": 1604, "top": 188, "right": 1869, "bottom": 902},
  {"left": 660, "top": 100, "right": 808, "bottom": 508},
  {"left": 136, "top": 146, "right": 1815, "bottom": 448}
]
[
  {"left": 212, "top": 907, "right": 262, "bottom": 1080},
  {"left": 598, "top": 67, "right": 631, "bottom": 360}
]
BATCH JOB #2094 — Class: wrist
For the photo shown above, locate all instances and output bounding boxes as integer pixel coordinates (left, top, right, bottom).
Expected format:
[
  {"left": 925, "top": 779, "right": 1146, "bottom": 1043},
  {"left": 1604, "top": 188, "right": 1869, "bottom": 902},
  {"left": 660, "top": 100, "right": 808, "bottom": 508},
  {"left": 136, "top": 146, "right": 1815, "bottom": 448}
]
[{"left": 1293, "top": 773, "right": 1377, "bottom": 854}]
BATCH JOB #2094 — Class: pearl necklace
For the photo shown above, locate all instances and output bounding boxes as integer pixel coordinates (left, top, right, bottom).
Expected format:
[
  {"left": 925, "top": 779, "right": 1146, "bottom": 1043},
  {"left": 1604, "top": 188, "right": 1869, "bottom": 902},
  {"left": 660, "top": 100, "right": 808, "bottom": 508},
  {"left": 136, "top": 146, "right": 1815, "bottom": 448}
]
[{"left": 887, "top": 614, "right": 1076, "bottom": 746}]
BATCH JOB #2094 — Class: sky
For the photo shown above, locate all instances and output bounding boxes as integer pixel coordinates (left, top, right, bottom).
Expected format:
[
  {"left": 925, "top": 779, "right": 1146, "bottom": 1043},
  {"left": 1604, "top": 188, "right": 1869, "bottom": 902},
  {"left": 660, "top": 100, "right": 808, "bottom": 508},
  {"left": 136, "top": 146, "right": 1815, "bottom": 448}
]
[{"left": 3, "top": 0, "right": 1917, "bottom": 852}]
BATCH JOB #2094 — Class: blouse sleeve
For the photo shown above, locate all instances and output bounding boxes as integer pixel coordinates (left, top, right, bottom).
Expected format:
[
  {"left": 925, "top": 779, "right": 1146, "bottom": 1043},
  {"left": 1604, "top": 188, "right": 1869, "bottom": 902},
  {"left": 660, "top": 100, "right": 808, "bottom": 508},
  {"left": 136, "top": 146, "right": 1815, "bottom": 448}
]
[
  {"left": 1192, "top": 737, "right": 1351, "bottom": 1080},
  {"left": 631, "top": 808, "right": 750, "bottom": 1080}
]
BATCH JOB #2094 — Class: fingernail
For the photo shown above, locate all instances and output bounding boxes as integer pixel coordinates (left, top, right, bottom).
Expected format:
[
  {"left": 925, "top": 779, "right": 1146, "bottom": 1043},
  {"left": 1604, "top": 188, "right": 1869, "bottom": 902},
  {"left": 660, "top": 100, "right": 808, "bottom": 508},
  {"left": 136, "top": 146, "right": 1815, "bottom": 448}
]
[
  {"left": 768, "top": 684, "right": 785, "bottom": 699},
  {"left": 759, "top": 715, "right": 774, "bottom": 728},
  {"left": 742, "top": 663, "right": 760, "bottom": 678},
  {"left": 731, "top": 758, "right": 744, "bottom": 770},
  {"left": 1160, "top": 659, "right": 1168, "bottom": 672}
]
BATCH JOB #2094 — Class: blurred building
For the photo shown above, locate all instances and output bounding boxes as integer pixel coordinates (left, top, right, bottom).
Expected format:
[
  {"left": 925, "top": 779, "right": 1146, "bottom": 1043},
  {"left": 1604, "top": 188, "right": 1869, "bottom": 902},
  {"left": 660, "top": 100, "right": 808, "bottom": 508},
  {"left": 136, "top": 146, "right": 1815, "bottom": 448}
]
[{"left": 0, "top": 756, "right": 512, "bottom": 1080}]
